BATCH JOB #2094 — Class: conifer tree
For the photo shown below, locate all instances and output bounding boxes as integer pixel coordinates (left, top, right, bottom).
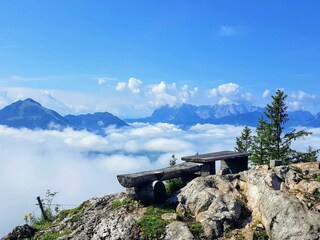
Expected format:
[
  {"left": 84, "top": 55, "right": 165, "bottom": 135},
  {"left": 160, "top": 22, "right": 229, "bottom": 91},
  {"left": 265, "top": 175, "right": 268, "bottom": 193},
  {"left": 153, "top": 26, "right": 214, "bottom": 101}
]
[
  {"left": 251, "top": 89, "right": 312, "bottom": 165},
  {"left": 251, "top": 117, "right": 272, "bottom": 165},
  {"left": 235, "top": 125, "right": 252, "bottom": 153}
]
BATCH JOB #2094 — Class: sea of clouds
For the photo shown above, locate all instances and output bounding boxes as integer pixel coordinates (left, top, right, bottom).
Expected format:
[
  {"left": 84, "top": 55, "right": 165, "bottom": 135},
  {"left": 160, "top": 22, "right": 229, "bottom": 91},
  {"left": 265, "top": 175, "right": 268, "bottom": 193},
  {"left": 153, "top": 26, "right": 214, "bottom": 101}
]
[{"left": 1, "top": 123, "right": 319, "bottom": 236}]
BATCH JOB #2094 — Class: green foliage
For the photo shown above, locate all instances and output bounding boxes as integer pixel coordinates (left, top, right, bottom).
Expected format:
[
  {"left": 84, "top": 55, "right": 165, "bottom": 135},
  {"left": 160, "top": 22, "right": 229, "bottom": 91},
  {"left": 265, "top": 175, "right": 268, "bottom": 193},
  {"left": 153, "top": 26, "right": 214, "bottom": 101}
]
[
  {"left": 134, "top": 207, "right": 174, "bottom": 239},
  {"left": 165, "top": 178, "right": 185, "bottom": 195},
  {"left": 253, "top": 227, "right": 269, "bottom": 240},
  {"left": 240, "top": 90, "right": 315, "bottom": 166},
  {"left": 315, "top": 174, "right": 320, "bottom": 182},
  {"left": 235, "top": 125, "right": 253, "bottom": 153},
  {"left": 251, "top": 118, "right": 273, "bottom": 165},
  {"left": 165, "top": 154, "right": 186, "bottom": 194},
  {"left": 169, "top": 154, "right": 177, "bottom": 166},
  {"left": 188, "top": 222, "right": 204, "bottom": 238},
  {"left": 57, "top": 201, "right": 91, "bottom": 221},
  {"left": 24, "top": 213, "right": 37, "bottom": 225},
  {"left": 38, "top": 232, "right": 66, "bottom": 240},
  {"left": 313, "top": 189, "right": 320, "bottom": 201},
  {"left": 111, "top": 198, "right": 133, "bottom": 209}
]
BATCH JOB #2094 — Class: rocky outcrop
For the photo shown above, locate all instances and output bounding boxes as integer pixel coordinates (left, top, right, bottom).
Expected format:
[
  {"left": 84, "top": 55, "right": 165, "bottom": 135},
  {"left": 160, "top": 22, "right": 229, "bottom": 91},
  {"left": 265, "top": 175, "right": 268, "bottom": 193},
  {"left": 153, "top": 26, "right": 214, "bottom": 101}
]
[
  {"left": 3, "top": 162, "right": 320, "bottom": 240},
  {"left": 240, "top": 163, "right": 320, "bottom": 240}
]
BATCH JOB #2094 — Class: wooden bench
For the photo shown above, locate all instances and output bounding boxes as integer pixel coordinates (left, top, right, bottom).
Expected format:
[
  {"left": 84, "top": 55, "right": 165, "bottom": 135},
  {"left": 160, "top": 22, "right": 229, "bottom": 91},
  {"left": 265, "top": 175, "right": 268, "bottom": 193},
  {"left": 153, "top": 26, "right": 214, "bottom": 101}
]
[
  {"left": 117, "top": 162, "right": 201, "bottom": 204},
  {"left": 181, "top": 151, "right": 250, "bottom": 175},
  {"left": 116, "top": 151, "right": 250, "bottom": 204}
]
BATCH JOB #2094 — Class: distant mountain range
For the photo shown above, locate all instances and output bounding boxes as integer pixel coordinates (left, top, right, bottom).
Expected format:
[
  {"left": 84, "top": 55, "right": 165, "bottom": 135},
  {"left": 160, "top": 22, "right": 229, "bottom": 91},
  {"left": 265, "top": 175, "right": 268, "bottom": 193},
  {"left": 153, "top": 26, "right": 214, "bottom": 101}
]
[
  {"left": 0, "top": 99, "right": 320, "bottom": 134},
  {"left": 0, "top": 99, "right": 128, "bottom": 134},
  {"left": 126, "top": 103, "right": 320, "bottom": 129}
]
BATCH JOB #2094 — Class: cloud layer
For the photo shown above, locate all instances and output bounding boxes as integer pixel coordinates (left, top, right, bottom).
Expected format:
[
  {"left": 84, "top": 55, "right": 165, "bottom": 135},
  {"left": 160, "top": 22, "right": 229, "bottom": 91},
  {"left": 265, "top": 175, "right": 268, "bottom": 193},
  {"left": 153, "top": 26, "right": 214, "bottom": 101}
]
[{"left": 0, "top": 123, "right": 318, "bottom": 236}]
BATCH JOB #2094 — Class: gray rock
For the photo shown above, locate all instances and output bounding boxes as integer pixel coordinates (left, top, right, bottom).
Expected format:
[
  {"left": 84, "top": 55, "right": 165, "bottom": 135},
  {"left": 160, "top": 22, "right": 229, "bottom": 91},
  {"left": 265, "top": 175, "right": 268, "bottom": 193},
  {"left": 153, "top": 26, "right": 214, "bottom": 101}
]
[
  {"left": 177, "top": 175, "right": 242, "bottom": 238},
  {"left": 165, "top": 221, "right": 194, "bottom": 240},
  {"left": 241, "top": 165, "right": 320, "bottom": 240},
  {"left": 161, "top": 213, "right": 177, "bottom": 221}
]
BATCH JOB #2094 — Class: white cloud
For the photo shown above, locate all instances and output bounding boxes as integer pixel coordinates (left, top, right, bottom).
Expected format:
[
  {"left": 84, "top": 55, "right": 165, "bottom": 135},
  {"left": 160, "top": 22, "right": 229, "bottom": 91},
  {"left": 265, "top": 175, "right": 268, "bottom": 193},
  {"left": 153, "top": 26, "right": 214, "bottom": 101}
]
[
  {"left": 97, "top": 78, "right": 106, "bottom": 85},
  {"left": 128, "top": 77, "right": 142, "bottom": 94},
  {"left": 208, "top": 83, "right": 251, "bottom": 105},
  {"left": 262, "top": 89, "right": 270, "bottom": 98},
  {"left": 290, "top": 91, "right": 315, "bottom": 101},
  {"left": 114, "top": 77, "right": 143, "bottom": 94},
  {"left": 288, "top": 101, "right": 302, "bottom": 111},
  {"left": 218, "top": 25, "right": 238, "bottom": 37},
  {"left": 147, "top": 81, "right": 178, "bottom": 107},
  {"left": 116, "top": 82, "right": 127, "bottom": 91},
  {"left": 287, "top": 91, "right": 317, "bottom": 112},
  {"left": 146, "top": 82, "right": 198, "bottom": 107}
]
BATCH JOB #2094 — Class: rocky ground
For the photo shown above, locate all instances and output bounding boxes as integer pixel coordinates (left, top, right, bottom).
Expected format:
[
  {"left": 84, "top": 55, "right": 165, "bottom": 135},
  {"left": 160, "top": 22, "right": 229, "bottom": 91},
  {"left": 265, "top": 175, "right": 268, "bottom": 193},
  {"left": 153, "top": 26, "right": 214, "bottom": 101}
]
[{"left": 3, "top": 162, "right": 320, "bottom": 240}]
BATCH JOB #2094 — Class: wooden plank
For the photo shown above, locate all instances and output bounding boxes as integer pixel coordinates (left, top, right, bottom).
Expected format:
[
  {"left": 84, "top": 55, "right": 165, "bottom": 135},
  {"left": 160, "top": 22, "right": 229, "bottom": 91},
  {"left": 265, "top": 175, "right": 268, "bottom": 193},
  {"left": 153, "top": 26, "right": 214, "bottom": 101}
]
[
  {"left": 117, "top": 162, "right": 201, "bottom": 188},
  {"left": 181, "top": 151, "right": 250, "bottom": 163}
]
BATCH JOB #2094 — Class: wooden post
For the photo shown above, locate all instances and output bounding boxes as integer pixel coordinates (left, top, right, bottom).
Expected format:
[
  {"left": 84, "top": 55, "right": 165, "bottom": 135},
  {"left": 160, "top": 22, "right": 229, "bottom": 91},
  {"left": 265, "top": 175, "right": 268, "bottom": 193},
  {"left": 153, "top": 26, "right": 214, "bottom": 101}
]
[
  {"left": 134, "top": 180, "right": 167, "bottom": 204},
  {"left": 37, "top": 196, "right": 49, "bottom": 221}
]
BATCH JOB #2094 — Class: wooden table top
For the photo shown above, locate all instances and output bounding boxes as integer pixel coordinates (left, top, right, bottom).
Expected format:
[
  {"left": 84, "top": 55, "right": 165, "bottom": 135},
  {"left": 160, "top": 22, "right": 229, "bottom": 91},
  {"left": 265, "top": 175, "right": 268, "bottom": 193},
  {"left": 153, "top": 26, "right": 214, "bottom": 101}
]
[{"left": 181, "top": 151, "right": 250, "bottom": 163}]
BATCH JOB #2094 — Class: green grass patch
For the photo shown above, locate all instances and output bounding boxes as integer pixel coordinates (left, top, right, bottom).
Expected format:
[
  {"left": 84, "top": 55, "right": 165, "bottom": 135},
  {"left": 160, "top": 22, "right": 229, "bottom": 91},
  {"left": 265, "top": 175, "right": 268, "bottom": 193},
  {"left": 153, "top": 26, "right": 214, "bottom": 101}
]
[
  {"left": 38, "top": 232, "right": 65, "bottom": 240},
  {"left": 134, "top": 206, "right": 175, "bottom": 239},
  {"left": 188, "top": 222, "right": 204, "bottom": 238},
  {"left": 57, "top": 201, "right": 91, "bottom": 221},
  {"left": 111, "top": 197, "right": 134, "bottom": 209}
]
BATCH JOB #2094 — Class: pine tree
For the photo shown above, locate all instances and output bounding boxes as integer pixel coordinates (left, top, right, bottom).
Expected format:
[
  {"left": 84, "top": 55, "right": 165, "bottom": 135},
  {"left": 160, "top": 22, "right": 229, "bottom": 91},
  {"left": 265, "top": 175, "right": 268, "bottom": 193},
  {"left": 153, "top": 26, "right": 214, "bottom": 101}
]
[
  {"left": 264, "top": 89, "right": 289, "bottom": 160},
  {"left": 235, "top": 125, "right": 253, "bottom": 153},
  {"left": 250, "top": 89, "right": 312, "bottom": 165},
  {"left": 251, "top": 118, "right": 272, "bottom": 165}
]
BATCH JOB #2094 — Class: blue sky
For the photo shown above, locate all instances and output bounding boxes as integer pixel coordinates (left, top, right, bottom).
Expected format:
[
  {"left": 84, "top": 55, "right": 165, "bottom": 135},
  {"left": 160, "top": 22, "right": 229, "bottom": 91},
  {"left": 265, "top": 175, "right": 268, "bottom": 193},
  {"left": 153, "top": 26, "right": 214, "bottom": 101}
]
[{"left": 0, "top": 1, "right": 320, "bottom": 117}]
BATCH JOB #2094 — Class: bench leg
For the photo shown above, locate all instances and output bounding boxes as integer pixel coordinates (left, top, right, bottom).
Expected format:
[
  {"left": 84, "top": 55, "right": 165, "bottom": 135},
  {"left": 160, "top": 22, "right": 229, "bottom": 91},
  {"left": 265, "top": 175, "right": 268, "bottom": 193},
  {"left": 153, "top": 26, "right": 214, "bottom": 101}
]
[
  {"left": 134, "top": 180, "right": 167, "bottom": 204},
  {"left": 201, "top": 162, "right": 216, "bottom": 176}
]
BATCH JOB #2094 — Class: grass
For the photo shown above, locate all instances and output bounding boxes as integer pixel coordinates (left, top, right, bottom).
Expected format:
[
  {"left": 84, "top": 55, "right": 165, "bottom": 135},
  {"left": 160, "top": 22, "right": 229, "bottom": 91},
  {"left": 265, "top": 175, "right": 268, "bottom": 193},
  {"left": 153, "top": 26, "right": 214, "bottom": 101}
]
[
  {"left": 133, "top": 206, "right": 175, "bottom": 239},
  {"left": 38, "top": 232, "right": 68, "bottom": 240},
  {"left": 188, "top": 222, "right": 204, "bottom": 238},
  {"left": 57, "top": 201, "right": 91, "bottom": 221},
  {"left": 111, "top": 197, "right": 134, "bottom": 209}
]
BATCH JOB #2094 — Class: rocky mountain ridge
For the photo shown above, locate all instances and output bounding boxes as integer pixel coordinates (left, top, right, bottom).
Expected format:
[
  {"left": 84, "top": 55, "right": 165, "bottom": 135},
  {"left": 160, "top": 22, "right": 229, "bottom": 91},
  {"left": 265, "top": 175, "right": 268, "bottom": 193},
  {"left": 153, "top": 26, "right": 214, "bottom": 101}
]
[
  {"left": 1, "top": 100, "right": 320, "bottom": 133},
  {"left": 0, "top": 99, "right": 128, "bottom": 134},
  {"left": 126, "top": 103, "right": 319, "bottom": 128},
  {"left": 4, "top": 162, "right": 320, "bottom": 240}
]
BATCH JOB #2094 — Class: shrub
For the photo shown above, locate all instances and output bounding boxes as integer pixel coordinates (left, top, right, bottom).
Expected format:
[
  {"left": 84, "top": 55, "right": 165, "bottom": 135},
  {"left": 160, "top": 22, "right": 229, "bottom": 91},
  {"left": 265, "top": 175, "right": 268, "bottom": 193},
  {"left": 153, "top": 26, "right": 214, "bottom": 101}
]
[
  {"left": 57, "top": 200, "right": 91, "bottom": 221},
  {"left": 111, "top": 198, "right": 133, "bottom": 209},
  {"left": 313, "top": 189, "right": 320, "bottom": 201},
  {"left": 38, "top": 232, "right": 66, "bottom": 240},
  {"left": 165, "top": 178, "right": 185, "bottom": 195},
  {"left": 134, "top": 207, "right": 174, "bottom": 239},
  {"left": 188, "top": 222, "right": 204, "bottom": 238},
  {"left": 253, "top": 226, "right": 268, "bottom": 240}
]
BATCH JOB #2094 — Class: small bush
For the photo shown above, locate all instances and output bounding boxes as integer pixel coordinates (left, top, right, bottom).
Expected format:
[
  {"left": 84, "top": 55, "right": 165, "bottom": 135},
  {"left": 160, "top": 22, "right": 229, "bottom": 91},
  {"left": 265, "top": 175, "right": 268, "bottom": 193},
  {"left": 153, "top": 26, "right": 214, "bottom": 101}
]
[
  {"left": 315, "top": 174, "right": 320, "bottom": 182},
  {"left": 39, "top": 232, "right": 65, "bottom": 240},
  {"left": 165, "top": 178, "right": 185, "bottom": 195},
  {"left": 188, "top": 222, "right": 204, "bottom": 238},
  {"left": 313, "top": 189, "right": 320, "bottom": 201},
  {"left": 253, "top": 225, "right": 268, "bottom": 240},
  {"left": 111, "top": 198, "right": 133, "bottom": 209},
  {"left": 58, "top": 201, "right": 91, "bottom": 221},
  {"left": 134, "top": 207, "right": 174, "bottom": 239}
]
